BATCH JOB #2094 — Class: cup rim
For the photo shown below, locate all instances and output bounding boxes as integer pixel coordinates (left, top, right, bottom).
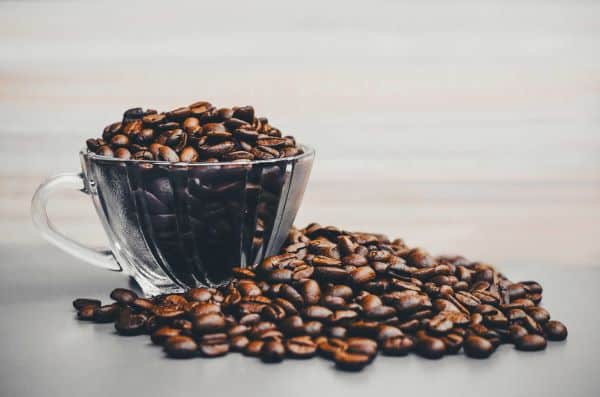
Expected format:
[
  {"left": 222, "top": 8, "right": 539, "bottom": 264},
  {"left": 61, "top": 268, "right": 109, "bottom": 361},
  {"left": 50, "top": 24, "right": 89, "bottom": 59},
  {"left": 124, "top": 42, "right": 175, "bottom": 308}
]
[{"left": 81, "top": 144, "right": 315, "bottom": 166}]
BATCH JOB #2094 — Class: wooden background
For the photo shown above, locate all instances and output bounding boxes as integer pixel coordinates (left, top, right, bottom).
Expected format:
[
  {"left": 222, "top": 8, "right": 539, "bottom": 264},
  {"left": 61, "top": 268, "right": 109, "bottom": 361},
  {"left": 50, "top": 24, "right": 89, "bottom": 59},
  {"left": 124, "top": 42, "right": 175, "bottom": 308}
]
[{"left": 1, "top": 0, "right": 599, "bottom": 266}]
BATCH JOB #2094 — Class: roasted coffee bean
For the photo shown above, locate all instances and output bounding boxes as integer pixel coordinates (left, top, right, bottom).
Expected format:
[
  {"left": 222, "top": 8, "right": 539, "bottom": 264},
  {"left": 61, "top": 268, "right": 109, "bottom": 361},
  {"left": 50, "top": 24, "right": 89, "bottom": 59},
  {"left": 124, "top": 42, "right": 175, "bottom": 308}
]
[
  {"left": 526, "top": 307, "right": 550, "bottom": 324},
  {"left": 230, "top": 335, "right": 250, "bottom": 351},
  {"left": 92, "top": 304, "right": 120, "bottom": 323},
  {"left": 334, "top": 350, "right": 371, "bottom": 371},
  {"left": 186, "top": 288, "right": 213, "bottom": 302},
  {"left": 286, "top": 336, "right": 317, "bottom": 358},
  {"left": 318, "top": 338, "right": 348, "bottom": 359},
  {"left": 164, "top": 335, "right": 198, "bottom": 358},
  {"left": 544, "top": 321, "right": 568, "bottom": 341},
  {"left": 151, "top": 326, "right": 181, "bottom": 345},
  {"left": 515, "top": 334, "right": 547, "bottom": 351},
  {"left": 77, "top": 305, "right": 96, "bottom": 320},
  {"left": 110, "top": 288, "right": 137, "bottom": 305},
  {"left": 327, "top": 326, "right": 348, "bottom": 339},
  {"left": 243, "top": 340, "right": 265, "bottom": 356},
  {"left": 261, "top": 340, "right": 286, "bottom": 363},
  {"left": 350, "top": 266, "right": 376, "bottom": 285},
  {"left": 382, "top": 335, "right": 414, "bottom": 356},
  {"left": 464, "top": 335, "right": 494, "bottom": 358},
  {"left": 416, "top": 336, "right": 446, "bottom": 359},
  {"left": 442, "top": 333, "right": 464, "bottom": 354},
  {"left": 73, "top": 298, "right": 102, "bottom": 310},
  {"left": 115, "top": 311, "right": 146, "bottom": 336},
  {"left": 304, "top": 321, "right": 324, "bottom": 336},
  {"left": 131, "top": 298, "right": 155, "bottom": 311},
  {"left": 192, "top": 313, "right": 226, "bottom": 334},
  {"left": 300, "top": 280, "right": 321, "bottom": 305},
  {"left": 509, "top": 324, "right": 529, "bottom": 341},
  {"left": 152, "top": 306, "right": 184, "bottom": 319}
]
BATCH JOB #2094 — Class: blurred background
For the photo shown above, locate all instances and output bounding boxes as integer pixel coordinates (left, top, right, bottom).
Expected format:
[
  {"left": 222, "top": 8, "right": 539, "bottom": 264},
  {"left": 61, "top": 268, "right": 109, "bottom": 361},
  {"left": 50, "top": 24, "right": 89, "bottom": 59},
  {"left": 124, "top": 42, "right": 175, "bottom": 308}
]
[{"left": 1, "top": 0, "right": 599, "bottom": 267}]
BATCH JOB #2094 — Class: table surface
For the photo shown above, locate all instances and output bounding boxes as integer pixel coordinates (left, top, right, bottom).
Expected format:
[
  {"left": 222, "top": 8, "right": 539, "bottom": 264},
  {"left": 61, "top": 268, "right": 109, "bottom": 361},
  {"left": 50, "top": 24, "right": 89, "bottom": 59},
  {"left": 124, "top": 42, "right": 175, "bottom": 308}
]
[{"left": 1, "top": 245, "right": 598, "bottom": 397}]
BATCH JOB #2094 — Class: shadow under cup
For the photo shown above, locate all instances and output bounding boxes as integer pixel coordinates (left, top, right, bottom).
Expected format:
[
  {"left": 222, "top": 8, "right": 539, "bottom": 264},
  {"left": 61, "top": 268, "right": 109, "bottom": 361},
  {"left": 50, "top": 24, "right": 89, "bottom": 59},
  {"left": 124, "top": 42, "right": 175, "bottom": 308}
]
[{"left": 80, "top": 146, "right": 314, "bottom": 294}]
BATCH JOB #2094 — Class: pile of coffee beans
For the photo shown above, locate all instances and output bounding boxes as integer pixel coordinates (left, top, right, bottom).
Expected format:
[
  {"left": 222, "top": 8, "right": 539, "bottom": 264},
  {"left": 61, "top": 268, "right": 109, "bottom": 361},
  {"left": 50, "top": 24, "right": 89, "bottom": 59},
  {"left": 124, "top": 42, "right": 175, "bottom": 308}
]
[
  {"left": 73, "top": 223, "right": 568, "bottom": 371},
  {"left": 86, "top": 101, "right": 303, "bottom": 162}
]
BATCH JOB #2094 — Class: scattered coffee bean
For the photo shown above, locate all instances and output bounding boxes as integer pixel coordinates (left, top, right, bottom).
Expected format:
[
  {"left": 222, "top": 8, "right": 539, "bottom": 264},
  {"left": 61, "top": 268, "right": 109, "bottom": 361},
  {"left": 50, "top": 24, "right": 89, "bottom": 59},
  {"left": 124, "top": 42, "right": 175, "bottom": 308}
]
[
  {"left": 73, "top": 223, "right": 567, "bottom": 371},
  {"left": 164, "top": 335, "right": 198, "bottom": 358},
  {"left": 464, "top": 335, "right": 494, "bottom": 358},
  {"left": 544, "top": 320, "right": 568, "bottom": 341},
  {"left": 515, "top": 334, "right": 547, "bottom": 351},
  {"left": 73, "top": 298, "right": 101, "bottom": 310}
]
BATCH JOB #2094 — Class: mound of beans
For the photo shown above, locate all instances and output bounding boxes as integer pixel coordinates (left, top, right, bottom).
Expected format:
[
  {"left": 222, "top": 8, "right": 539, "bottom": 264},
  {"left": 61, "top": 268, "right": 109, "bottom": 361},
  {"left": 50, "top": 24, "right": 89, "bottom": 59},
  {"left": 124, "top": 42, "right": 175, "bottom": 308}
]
[
  {"left": 73, "top": 223, "right": 568, "bottom": 371},
  {"left": 86, "top": 101, "right": 303, "bottom": 162}
]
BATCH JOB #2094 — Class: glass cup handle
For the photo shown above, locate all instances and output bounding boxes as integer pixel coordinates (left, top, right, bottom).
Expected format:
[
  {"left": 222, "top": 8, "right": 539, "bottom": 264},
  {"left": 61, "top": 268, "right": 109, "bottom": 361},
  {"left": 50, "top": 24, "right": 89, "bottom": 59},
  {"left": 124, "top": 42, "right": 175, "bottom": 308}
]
[{"left": 31, "top": 172, "right": 121, "bottom": 271}]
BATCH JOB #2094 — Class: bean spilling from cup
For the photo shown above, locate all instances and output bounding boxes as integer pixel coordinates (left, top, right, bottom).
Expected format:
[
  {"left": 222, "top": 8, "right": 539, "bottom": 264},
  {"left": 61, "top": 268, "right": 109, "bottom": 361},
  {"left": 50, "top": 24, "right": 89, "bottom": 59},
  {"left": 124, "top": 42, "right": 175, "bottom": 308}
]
[
  {"left": 73, "top": 223, "right": 568, "bottom": 371},
  {"left": 86, "top": 102, "right": 303, "bottom": 162}
]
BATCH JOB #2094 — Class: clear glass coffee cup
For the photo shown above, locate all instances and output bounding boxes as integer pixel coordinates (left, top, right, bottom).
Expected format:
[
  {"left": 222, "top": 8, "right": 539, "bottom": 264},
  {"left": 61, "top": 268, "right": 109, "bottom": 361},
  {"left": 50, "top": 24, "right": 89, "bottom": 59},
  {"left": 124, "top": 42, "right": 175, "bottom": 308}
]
[{"left": 31, "top": 146, "right": 314, "bottom": 296}]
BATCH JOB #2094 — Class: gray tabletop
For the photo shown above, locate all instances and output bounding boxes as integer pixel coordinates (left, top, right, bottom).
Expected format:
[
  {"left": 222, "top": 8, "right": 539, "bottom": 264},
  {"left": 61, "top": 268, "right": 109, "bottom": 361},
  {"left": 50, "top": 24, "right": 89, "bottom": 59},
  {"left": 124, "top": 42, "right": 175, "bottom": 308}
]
[{"left": 1, "top": 244, "right": 598, "bottom": 397}]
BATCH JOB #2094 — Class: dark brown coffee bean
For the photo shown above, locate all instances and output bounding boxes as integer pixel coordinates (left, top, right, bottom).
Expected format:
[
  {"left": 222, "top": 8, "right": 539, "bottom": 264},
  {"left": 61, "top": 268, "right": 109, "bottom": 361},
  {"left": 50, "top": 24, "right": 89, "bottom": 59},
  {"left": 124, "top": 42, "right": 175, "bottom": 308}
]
[
  {"left": 515, "top": 334, "right": 547, "bottom": 351},
  {"left": 110, "top": 288, "right": 137, "bottom": 304},
  {"left": 314, "top": 266, "right": 349, "bottom": 282},
  {"left": 442, "top": 333, "right": 464, "bottom": 354},
  {"left": 300, "top": 280, "right": 321, "bottom": 305},
  {"left": 239, "top": 313, "right": 261, "bottom": 326},
  {"left": 382, "top": 335, "right": 414, "bottom": 356},
  {"left": 115, "top": 311, "right": 146, "bottom": 336},
  {"left": 303, "top": 305, "right": 333, "bottom": 321},
  {"left": 304, "top": 321, "right": 324, "bottom": 336},
  {"left": 376, "top": 325, "right": 404, "bottom": 342},
  {"left": 164, "top": 335, "right": 198, "bottom": 358},
  {"left": 192, "top": 313, "right": 226, "bottom": 334},
  {"left": 364, "top": 305, "right": 396, "bottom": 320},
  {"left": 93, "top": 304, "right": 120, "bottom": 323},
  {"left": 318, "top": 338, "right": 348, "bottom": 359},
  {"left": 261, "top": 340, "right": 285, "bottom": 363},
  {"left": 131, "top": 298, "right": 155, "bottom": 311},
  {"left": 345, "top": 337, "right": 378, "bottom": 357},
  {"left": 327, "top": 326, "right": 348, "bottom": 339},
  {"left": 464, "top": 335, "right": 494, "bottom": 358},
  {"left": 544, "top": 320, "right": 568, "bottom": 341},
  {"left": 509, "top": 324, "right": 529, "bottom": 342},
  {"left": 73, "top": 298, "right": 101, "bottom": 310},
  {"left": 526, "top": 307, "right": 550, "bottom": 324},
  {"left": 238, "top": 338, "right": 262, "bottom": 357},
  {"left": 262, "top": 304, "right": 286, "bottom": 321},
  {"left": 151, "top": 326, "right": 181, "bottom": 345},
  {"left": 286, "top": 336, "right": 318, "bottom": 358},
  {"left": 416, "top": 336, "right": 446, "bottom": 359},
  {"left": 199, "top": 339, "right": 230, "bottom": 357},
  {"left": 230, "top": 335, "right": 250, "bottom": 351},
  {"left": 77, "top": 305, "right": 96, "bottom": 320},
  {"left": 350, "top": 266, "right": 376, "bottom": 285},
  {"left": 157, "top": 145, "right": 179, "bottom": 162},
  {"left": 179, "top": 146, "right": 199, "bottom": 162},
  {"left": 334, "top": 350, "right": 371, "bottom": 371},
  {"left": 152, "top": 306, "right": 184, "bottom": 319},
  {"left": 186, "top": 288, "right": 212, "bottom": 302}
]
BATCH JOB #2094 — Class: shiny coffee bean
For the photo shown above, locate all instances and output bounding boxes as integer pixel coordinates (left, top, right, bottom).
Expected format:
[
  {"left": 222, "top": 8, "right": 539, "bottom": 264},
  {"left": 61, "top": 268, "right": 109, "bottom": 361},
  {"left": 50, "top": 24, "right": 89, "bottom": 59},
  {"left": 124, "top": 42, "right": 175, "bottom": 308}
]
[
  {"left": 164, "top": 335, "right": 198, "bottom": 358},
  {"left": 464, "top": 335, "right": 494, "bottom": 358},
  {"left": 515, "top": 334, "right": 547, "bottom": 351},
  {"left": 73, "top": 298, "right": 101, "bottom": 310},
  {"left": 110, "top": 288, "right": 137, "bottom": 305},
  {"left": 544, "top": 321, "right": 568, "bottom": 341}
]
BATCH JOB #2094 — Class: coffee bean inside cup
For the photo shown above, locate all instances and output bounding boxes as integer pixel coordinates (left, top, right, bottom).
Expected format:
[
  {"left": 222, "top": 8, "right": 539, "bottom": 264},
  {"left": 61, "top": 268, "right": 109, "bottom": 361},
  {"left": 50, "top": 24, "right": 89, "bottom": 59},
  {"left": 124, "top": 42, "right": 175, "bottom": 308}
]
[
  {"left": 73, "top": 223, "right": 568, "bottom": 371},
  {"left": 87, "top": 102, "right": 303, "bottom": 163}
]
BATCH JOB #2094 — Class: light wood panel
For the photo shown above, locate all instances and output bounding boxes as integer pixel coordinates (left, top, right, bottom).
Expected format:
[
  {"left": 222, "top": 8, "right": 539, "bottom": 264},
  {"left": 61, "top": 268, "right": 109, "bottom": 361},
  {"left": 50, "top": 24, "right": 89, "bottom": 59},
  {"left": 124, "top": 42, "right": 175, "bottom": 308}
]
[{"left": 1, "top": 0, "right": 599, "bottom": 266}]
